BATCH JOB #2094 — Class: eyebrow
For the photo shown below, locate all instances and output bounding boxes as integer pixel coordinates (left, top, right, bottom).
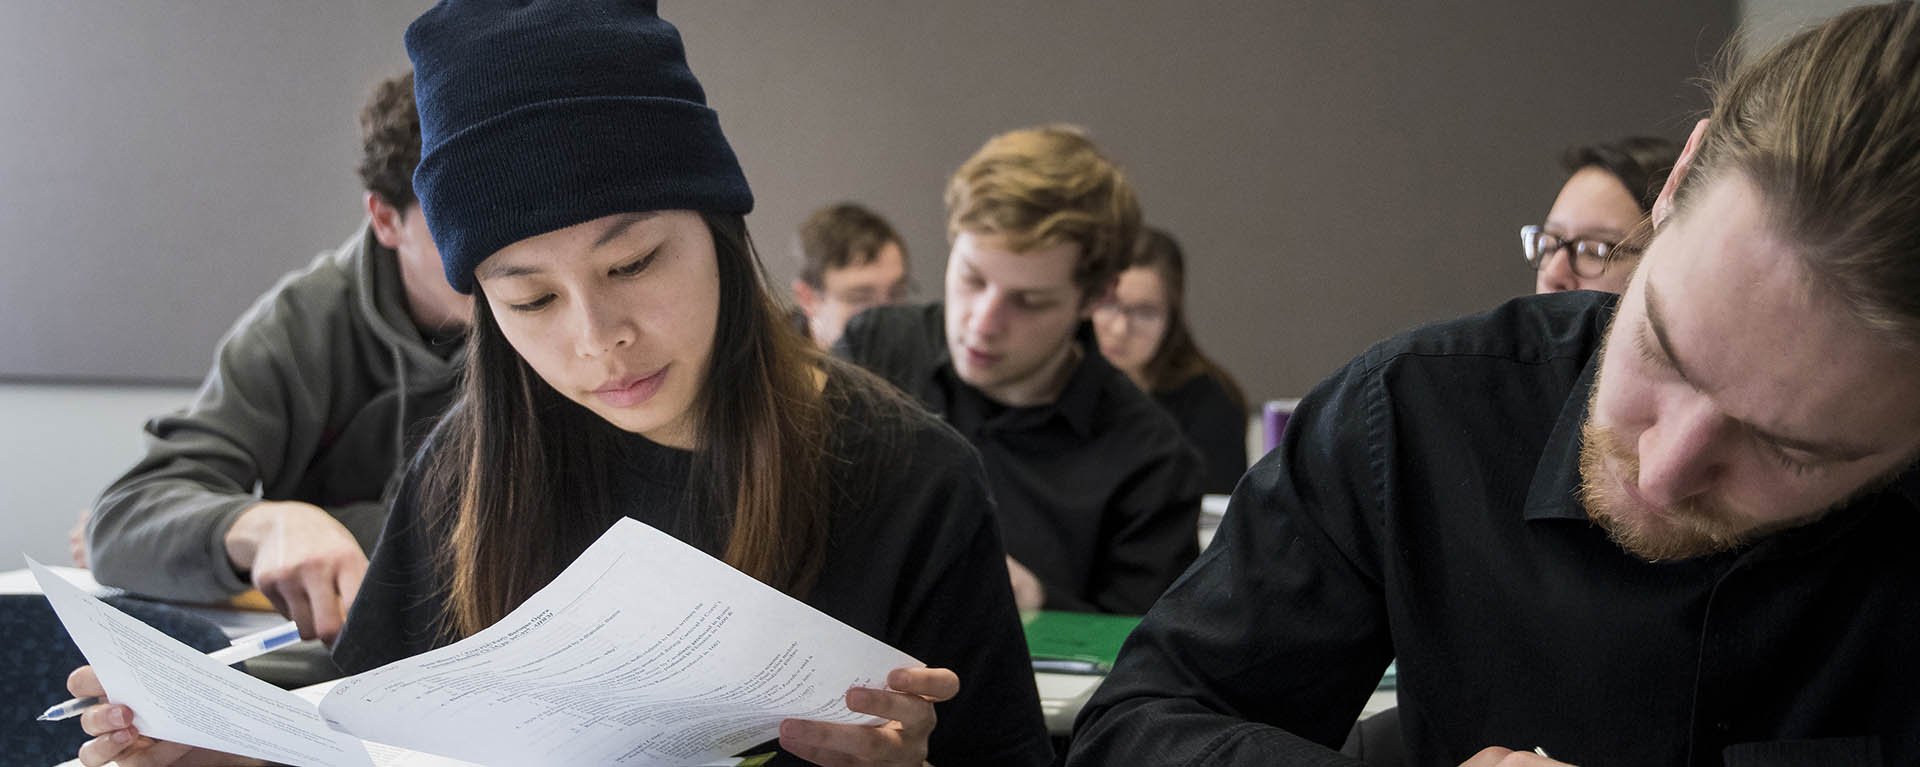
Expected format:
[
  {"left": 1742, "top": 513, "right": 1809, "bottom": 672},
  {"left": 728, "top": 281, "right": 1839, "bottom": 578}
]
[
  {"left": 475, "top": 211, "right": 661, "bottom": 281},
  {"left": 1546, "top": 222, "right": 1626, "bottom": 240},
  {"left": 592, "top": 211, "right": 658, "bottom": 249},
  {"left": 1644, "top": 279, "right": 1876, "bottom": 462},
  {"left": 958, "top": 256, "right": 1071, "bottom": 298}
]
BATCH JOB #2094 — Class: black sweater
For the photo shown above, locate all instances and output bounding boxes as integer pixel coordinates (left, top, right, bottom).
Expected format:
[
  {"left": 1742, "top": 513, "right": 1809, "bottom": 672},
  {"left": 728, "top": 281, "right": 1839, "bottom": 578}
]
[
  {"left": 334, "top": 364, "right": 1052, "bottom": 766},
  {"left": 1153, "top": 372, "right": 1249, "bottom": 495}
]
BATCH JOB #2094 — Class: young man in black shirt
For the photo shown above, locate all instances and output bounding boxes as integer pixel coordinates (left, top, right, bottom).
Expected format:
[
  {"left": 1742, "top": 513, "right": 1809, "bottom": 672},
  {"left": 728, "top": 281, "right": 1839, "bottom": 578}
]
[
  {"left": 1069, "top": 4, "right": 1920, "bottom": 765},
  {"left": 836, "top": 125, "right": 1203, "bottom": 615}
]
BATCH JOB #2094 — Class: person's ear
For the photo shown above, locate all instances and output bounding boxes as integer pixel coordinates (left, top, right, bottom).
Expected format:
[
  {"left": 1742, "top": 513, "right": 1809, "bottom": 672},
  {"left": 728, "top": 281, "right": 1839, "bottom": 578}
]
[
  {"left": 791, "top": 279, "right": 819, "bottom": 316},
  {"left": 1652, "top": 119, "right": 1709, "bottom": 230},
  {"left": 366, "top": 193, "right": 406, "bottom": 249}
]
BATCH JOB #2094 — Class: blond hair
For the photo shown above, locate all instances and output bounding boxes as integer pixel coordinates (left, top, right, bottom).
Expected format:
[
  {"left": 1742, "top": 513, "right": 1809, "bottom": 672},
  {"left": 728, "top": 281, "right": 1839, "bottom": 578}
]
[
  {"left": 945, "top": 125, "right": 1142, "bottom": 297},
  {"left": 1675, "top": 1, "right": 1920, "bottom": 348}
]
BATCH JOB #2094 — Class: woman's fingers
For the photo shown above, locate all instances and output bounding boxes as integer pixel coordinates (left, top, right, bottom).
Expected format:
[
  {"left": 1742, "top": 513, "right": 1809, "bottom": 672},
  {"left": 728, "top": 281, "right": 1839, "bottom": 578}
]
[
  {"left": 847, "top": 687, "right": 936, "bottom": 739},
  {"left": 66, "top": 665, "right": 105, "bottom": 698},
  {"left": 888, "top": 666, "right": 959, "bottom": 702},
  {"left": 78, "top": 702, "right": 133, "bottom": 736},
  {"left": 76, "top": 728, "right": 138, "bottom": 767}
]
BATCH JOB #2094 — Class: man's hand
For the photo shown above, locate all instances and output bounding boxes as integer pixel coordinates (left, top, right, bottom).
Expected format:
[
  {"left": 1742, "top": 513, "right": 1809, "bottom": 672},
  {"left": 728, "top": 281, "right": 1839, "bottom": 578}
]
[
  {"left": 778, "top": 666, "right": 957, "bottom": 766},
  {"left": 1005, "top": 556, "right": 1044, "bottom": 612},
  {"left": 224, "top": 501, "right": 367, "bottom": 645},
  {"left": 1459, "top": 746, "right": 1575, "bottom": 766},
  {"left": 68, "top": 665, "right": 267, "bottom": 767}
]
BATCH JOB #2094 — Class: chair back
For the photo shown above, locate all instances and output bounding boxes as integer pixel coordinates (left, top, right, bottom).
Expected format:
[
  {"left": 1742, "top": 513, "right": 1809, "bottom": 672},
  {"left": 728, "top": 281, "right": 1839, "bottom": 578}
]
[{"left": 0, "top": 594, "right": 229, "bottom": 764}]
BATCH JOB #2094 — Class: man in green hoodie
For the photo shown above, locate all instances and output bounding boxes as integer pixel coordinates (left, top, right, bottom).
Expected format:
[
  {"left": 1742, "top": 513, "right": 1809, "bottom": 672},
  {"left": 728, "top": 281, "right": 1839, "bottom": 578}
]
[{"left": 85, "top": 71, "right": 471, "bottom": 646}]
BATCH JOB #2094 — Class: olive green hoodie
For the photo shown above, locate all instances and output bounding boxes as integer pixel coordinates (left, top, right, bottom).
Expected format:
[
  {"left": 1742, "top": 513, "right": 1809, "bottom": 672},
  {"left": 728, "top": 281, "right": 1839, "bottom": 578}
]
[{"left": 88, "top": 222, "right": 464, "bottom": 603}]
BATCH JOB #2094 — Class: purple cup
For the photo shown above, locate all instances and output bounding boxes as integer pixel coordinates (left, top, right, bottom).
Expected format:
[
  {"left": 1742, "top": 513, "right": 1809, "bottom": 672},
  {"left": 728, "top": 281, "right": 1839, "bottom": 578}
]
[{"left": 1261, "top": 398, "right": 1300, "bottom": 454}]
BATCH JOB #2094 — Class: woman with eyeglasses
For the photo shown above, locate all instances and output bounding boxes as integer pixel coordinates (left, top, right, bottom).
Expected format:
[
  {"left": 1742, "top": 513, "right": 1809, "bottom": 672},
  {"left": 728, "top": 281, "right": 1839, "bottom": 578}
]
[
  {"left": 61, "top": 2, "right": 1053, "bottom": 766},
  {"left": 1093, "top": 227, "right": 1249, "bottom": 495},
  {"left": 1523, "top": 136, "right": 1680, "bottom": 294}
]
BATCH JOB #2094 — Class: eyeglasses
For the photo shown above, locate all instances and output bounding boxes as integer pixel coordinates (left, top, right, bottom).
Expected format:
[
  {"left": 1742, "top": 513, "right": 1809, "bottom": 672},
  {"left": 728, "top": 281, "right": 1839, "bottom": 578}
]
[
  {"left": 1092, "top": 301, "right": 1168, "bottom": 333},
  {"left": 1520, "top": 225, "right": 1642, "bottom": 278},
  {"left": 826, "top": 282, "right": 913, "bottom": 310}
]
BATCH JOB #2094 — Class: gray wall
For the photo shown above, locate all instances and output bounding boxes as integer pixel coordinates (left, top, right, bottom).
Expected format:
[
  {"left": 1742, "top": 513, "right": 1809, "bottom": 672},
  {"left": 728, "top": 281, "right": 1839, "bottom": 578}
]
[
  {"left": 1, "top": 381, "right": 195, "bottom": 567},
  {"left": 0, "top": 0, "right": 435, "bottom": 384},
  {"left": 628, "top": 1, "right": 1733, "bottom": 399},
  {"left": 4, "top": 1, "right": 1762, "bottom": 564},
  {"left": 1740, "top": 0, "right": 1880, "bottom": 56},
  {"left": 2, "top": 1, "right": 1731, "bottom": 398}
]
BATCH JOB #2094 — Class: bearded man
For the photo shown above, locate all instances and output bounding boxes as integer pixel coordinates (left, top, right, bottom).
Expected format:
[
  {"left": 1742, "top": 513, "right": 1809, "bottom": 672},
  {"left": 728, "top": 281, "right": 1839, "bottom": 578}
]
[{"left": 1068, "top": 3, "right": 1920, "bottom": 765}]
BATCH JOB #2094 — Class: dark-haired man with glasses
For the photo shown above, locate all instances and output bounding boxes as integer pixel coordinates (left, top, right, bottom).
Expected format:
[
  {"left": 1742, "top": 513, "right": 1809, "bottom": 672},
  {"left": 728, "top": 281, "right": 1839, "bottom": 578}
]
[
  {"left": 1524, "top": 136, "right": 1680, "bottom": 294},
  {"left": 790, "top": 202, "right": 912, "bottom": 350}
]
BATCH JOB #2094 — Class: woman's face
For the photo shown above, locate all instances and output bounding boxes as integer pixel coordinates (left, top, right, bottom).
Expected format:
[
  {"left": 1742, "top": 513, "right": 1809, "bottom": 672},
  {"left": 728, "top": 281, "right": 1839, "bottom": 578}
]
[
  {"left": 1094, "top": 266, "right": 1171, "bottom": 378},
  {"left": 474, "top": 210, "right": 721, "bottom": 449},
  {"left": 1536, "top": 167, "right": 1645, "bottom": 295}
]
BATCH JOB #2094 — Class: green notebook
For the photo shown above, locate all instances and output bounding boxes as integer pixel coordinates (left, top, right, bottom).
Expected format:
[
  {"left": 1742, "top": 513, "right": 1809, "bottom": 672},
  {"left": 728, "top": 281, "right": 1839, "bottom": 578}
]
[{"left": 1022, "top": 610, "right": 1143, "bottom": 675}]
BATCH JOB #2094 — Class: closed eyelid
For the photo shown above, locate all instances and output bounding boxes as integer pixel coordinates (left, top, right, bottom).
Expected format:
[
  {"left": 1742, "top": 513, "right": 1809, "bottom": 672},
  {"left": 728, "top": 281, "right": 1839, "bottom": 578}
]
[{"left": 1633, "top": 318, "right": 1675, "bottom": 373}]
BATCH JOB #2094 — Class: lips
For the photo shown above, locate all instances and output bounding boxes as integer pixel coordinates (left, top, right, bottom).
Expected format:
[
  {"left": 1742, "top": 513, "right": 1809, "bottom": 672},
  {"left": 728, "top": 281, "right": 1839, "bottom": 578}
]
[
  {"left": 961, "top": 344, "right": 1000, "bottom": 369},
  {"left": 593, "top": 366, "right": 667, "bottom": 409}
]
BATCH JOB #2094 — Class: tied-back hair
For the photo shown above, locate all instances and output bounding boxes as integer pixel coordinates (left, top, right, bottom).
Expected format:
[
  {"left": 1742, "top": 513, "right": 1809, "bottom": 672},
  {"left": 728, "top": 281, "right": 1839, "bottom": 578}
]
[
  {"left": 420, "top": 213, "right": 831, "bottom": 639},
  {"left": 1676, "top": 0, "right": 1920, "bottom": 349},
  {"left": 1130, "top": 228, "right": 1247, "bottom": 412}
]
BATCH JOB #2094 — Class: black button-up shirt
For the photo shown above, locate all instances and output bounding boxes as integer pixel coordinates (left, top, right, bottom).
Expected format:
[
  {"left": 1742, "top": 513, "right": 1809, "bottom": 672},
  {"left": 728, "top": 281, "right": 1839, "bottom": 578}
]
[
  {"left": 1154, "top": 372, "right": 1249, "bottom": 495},
  {"left": 1069, "top": 292, "right": 1920, "bottom": 766},
  {"left": 837, "top": 302, "right": 1203, "bottom": 614}
]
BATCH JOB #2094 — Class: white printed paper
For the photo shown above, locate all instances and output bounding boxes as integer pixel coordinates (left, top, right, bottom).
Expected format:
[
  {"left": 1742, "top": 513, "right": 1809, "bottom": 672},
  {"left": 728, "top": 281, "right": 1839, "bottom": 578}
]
[
  {"left": 319, "top": 517, "right": 920, "bottom": 767},
  {"left": 27, "top": 558, "right": 373, "bottom": 767}
]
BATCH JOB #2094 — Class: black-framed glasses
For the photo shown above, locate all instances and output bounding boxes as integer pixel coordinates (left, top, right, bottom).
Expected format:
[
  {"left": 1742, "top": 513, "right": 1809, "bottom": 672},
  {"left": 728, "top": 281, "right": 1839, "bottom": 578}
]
[
  {"left": 1520, "top": 225, "right": 1641, "bottom": 278},
  {"left": 1092, "top": 300, "right": 1168, "bottom": 334}
]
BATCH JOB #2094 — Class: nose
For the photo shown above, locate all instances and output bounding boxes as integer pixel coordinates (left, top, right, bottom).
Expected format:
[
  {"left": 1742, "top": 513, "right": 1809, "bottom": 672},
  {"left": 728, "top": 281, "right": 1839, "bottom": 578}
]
[
  {"left": 572, "top": 294, "right": 635, "bottom": 358},
  {"left": 1536, "top": 247, "right": 1579, "bottom": 293},
  {"left": 965, "top": 289, "right": 1010, "bottom": 342},
  {"left": 1633, "top": 395, "right": 1728, "bottom": 507}
]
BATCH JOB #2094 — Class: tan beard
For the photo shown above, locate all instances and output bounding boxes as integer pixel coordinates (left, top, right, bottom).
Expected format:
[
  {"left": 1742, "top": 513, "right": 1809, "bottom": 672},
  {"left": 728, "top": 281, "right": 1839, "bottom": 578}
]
[{"left": 1577, "top": 413, "right": 1761, "bottom": 561}]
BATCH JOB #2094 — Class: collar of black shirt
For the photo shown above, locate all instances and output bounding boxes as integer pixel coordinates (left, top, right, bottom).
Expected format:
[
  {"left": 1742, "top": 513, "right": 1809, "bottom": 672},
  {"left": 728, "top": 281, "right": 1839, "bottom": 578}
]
[{"left": 934, "top": 319, "right": 1108, "bottom": 439}]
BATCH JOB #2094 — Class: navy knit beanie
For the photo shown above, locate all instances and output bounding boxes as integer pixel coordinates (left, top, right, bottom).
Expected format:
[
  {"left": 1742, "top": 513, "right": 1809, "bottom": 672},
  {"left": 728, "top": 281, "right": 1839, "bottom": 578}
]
[{"left": 405, "top": 0, "right": 754, "bottom": 294}]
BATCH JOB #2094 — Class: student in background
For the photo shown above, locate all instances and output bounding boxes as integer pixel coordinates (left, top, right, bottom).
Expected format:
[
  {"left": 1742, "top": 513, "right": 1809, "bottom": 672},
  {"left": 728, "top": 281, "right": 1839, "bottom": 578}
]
[
  {"left": 85, "top": 71, "right": 468, "bottom": 645},
  {"left": 837, "top": 126, "right": 1202, "bottom": 615},
  {"left": 68, "top": 3, "right": 1050, "bottom": 766},
  {"left": 1070, "top": 3, "right": 1920, "bottom": 763},
  {"left": 1524, "top": 135, "right": 1680, "bottom": 294},
  {"left": 790, "top": 202, "right": 911, "bottom": 350},
  {"left": 1094, "top": 227, "right": 1249, "bottom": 494}
]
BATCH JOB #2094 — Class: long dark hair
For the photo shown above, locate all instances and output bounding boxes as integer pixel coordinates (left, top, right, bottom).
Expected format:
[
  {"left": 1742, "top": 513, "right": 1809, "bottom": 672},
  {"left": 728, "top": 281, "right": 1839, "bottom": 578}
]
[
  {"left": 421, "top": 212, "right": 830, "bottom": 638},
  {"left": 1132, "top": 227, "right": 1247, "bottom": 411}
]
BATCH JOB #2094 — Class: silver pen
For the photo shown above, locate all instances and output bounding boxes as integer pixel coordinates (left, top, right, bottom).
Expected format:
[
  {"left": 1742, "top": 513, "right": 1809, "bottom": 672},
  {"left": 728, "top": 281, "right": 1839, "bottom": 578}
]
[{"left": 36, "top": 620, "right": 301, "bottom": 722}]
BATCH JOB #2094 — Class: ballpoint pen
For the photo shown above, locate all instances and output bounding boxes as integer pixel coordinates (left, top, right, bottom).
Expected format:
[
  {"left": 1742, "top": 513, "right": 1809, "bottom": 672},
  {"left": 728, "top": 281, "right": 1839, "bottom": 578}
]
[{"left": 37, "top": 619, "right": 302, "bottom": 722}]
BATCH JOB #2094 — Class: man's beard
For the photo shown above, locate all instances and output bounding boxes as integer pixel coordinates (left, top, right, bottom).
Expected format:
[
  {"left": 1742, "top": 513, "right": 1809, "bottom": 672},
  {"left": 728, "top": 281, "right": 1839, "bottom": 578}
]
[{"left": 1577, "top": 413, "right": 1764, "bottom": 561}]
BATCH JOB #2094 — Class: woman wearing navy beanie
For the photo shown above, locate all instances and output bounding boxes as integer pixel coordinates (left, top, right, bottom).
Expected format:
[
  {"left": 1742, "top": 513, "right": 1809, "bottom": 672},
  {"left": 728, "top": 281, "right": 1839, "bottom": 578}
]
[{"left": 64, "top": 2, "right": 1052, "bottom": 766}]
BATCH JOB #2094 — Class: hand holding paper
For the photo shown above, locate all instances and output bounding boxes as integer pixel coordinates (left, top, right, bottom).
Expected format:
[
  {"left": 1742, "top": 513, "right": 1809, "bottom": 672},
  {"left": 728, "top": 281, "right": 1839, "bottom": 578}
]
[
  {"left": 33, "top": 517, "right": 928, "bottom": 767},
  {"left": 28, "top": 558, "right": 372, "bottom": 767}
]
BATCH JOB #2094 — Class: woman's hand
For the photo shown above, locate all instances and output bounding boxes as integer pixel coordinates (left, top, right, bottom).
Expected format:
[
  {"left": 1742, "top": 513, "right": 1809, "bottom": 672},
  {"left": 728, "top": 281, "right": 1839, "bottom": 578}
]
[
  {"left": 67, "top": 666, "right": 265, "bottom": 767},
  {"left": 778, "top": 666, "right": 959, "bottom": 766}
]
